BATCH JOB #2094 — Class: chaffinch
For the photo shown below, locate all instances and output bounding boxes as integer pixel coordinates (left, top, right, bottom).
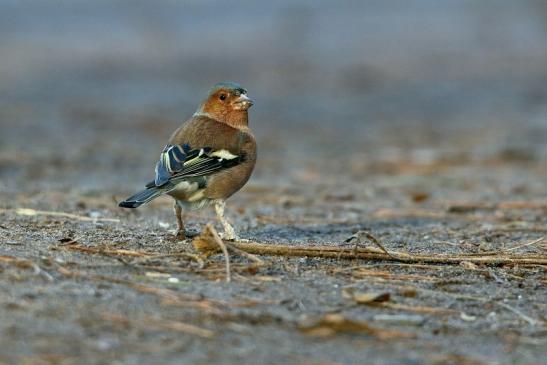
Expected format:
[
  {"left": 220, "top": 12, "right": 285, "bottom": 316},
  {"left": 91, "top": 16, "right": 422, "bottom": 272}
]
[{"left": 119, "top": 82, "right": 256, "bottom": 240}]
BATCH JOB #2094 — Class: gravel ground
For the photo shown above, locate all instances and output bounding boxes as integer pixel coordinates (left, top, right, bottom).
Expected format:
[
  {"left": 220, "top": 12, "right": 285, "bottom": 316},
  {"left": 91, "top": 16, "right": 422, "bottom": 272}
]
[{"left": 1, "top": 2, "right": 546, "bottom": 365}]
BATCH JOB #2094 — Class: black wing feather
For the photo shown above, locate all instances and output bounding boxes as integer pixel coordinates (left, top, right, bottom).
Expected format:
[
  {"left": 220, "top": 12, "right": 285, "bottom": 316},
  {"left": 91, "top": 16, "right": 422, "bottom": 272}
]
[{"left": 150, "top": 144, "right": 245, "bottom": 188}]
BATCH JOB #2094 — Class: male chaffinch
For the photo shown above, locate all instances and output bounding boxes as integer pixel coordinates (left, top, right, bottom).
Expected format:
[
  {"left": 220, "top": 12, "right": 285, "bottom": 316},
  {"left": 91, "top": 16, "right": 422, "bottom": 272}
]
[{"left": 119, "top": 82, "right": 256, "bottom": 240}]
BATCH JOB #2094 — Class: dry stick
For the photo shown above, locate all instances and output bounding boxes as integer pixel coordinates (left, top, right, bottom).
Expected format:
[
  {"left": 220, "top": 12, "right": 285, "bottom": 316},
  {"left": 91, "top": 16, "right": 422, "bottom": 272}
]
[
  {"left": 207, "top": 224, "right": 231, "bottom": 282},
  {"left": 228, "top": 241, "right": 547, "bottom": 266}
]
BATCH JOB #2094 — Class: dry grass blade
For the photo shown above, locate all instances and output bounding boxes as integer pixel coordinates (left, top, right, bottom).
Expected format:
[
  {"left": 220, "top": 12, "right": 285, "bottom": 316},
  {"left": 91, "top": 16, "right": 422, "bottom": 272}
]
[
  {"left": 210, "top": 224, "right": 231, "bottom": 282},
  {"left": 343, "top": 268, "right": 438, "bottom": 282},
  {"left": 58, "top": 267, "right": 197, "bottom": 302},
  {"left": 429, "top": 353, "right": 491, "bottom": 365},
  {"left": 135, "top": 252, "right": 206, "bottom": 268},
  {"left": 224, "top": 241, "right": 265, "bottom": 266},
  {"left": 59, "top": 266, "right": 231, "bottom": 314},
  {"left": 495, "top": 302, "right": 538, "bottom": 326},
  {"left": 101, "top": 313, "right": 215, "bottom": 339},
  {"left": 500, "top": 237, "right": 544, "bottom": 253},
  {"left": 345, "top": 230, "right": 393, "bottom": 257},
  {"left": 0, "top": 208, "right": 120, "bottom": 222},
  {"left": 143, "top": 316, "right": 215, "bottom": 338},
  {"left": 391, "top": 285, "right": 540, "bottom": 325},
  {"left": 0, "top": 255, "right": 32, "bottom": 266},
  {"left": 0, "top": 255, "right": 54, "bottom": 281},
  {"left": 58, "top": 243, "right": 152, "bottom": 258}
]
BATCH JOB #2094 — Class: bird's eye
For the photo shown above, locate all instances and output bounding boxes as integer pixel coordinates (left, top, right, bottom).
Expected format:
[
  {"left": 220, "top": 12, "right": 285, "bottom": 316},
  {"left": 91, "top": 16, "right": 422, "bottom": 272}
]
[{"left": 219, "top": 94, "right": 227, "bottom": 101}]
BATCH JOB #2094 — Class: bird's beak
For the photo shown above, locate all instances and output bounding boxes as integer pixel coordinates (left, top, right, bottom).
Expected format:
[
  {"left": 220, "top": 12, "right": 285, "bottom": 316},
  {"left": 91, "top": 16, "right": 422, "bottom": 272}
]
[{"left": 233, "top": 94, "right": 254, "bottom": 110}]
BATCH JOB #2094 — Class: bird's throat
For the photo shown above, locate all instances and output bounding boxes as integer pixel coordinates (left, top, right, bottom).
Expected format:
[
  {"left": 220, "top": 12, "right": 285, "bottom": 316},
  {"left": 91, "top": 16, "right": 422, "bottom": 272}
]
[{"left": 223, "top": 110, "right": 249, "bottom": 128}]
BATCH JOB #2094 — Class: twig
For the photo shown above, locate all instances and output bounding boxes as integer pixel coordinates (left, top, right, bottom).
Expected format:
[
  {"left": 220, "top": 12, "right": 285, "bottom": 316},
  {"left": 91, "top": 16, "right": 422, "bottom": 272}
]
[
  {"left": 227, "top": 241, "right": 547, "bottom": 266},
  {"left": 207, "top": 224, "right": 231, "bottom": 282}
]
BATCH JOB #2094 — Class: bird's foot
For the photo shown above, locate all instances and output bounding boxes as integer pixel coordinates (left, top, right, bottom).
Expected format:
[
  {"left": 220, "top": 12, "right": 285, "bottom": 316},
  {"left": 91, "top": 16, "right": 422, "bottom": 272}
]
[
  {"left": 174, "top": 229, "right": 186, "bottom": 240},
  {"left": 174, "top": 228, "right": 201, "bottom": 240},
  {"left": 218, "top": 231, "right": 251, "bottom": 242},
  {"left": 219, "top": 231, "right": 238, "bottom": 241},
  {"left": 184, "top": 228, "right": 201, "bottom": 238}
]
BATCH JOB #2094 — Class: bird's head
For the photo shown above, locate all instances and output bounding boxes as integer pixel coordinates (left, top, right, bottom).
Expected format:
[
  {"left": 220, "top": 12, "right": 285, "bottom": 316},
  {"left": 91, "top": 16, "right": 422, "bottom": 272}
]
[{"left": 195, "top": 82, "right": 254, "bottom": 127}]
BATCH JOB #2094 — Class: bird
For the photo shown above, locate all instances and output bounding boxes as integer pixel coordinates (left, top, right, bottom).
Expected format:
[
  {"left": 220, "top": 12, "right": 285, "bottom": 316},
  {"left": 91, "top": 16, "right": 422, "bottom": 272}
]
[{"left": 118, "top": 82, "right": 256, "bottom": 240}]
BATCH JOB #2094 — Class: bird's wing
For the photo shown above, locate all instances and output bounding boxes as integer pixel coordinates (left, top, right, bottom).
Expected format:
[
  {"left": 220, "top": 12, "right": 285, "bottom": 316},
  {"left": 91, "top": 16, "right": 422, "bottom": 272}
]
[{"left": 150, "top": 144, "right": 245, "bottom": 187}]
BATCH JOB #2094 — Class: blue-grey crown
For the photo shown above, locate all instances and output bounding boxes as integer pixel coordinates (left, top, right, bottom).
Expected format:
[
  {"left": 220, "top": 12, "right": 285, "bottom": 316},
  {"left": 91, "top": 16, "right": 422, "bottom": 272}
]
[{"left": 208, "top": 82, "right": 247, "bottom": 96}]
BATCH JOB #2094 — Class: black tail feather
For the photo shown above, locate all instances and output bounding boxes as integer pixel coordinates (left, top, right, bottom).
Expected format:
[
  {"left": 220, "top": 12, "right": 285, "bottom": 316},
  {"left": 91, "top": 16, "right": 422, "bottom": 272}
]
[{"left": 118, "top": 187, "right": 164, "bottom": 208}]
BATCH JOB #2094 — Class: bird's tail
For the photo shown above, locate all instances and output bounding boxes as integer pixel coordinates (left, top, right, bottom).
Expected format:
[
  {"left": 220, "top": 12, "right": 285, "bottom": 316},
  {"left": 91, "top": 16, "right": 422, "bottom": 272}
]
[{"left": 118, "top": 187, "right": 165, "bottom": 208}]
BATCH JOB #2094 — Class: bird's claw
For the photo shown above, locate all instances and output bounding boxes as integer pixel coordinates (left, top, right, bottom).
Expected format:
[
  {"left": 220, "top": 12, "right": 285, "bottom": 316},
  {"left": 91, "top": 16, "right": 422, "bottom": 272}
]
[
  {"left": 219, "top": 232, "right": 238, "bottom": 241},
  {"left": 174, "top": 228, "right": 201, "bottom": 240},
  {"left": 174, "top": 229, "right": 186, "bottom": 240}
]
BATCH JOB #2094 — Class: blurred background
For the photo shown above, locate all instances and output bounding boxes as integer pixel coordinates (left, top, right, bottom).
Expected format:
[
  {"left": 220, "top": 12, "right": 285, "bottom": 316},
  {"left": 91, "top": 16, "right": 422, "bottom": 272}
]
[{"left": 1, "top": 0, "right": 546, "bottom": 199}]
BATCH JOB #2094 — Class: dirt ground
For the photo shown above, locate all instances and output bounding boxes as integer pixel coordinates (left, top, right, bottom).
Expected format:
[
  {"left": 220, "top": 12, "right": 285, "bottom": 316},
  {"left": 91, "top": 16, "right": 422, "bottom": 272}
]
[{"left": 1, "top": 2, "right": 547, "bottom": 365}]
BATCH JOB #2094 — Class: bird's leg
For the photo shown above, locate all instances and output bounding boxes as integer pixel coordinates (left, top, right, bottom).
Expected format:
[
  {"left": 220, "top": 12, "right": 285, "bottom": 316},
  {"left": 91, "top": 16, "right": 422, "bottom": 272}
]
[
  {"left": 214, "top": 200, "right": 237, "bottom": 241},
  {"left": 173, "top": 203, "right": 186, "bottom": 239}
]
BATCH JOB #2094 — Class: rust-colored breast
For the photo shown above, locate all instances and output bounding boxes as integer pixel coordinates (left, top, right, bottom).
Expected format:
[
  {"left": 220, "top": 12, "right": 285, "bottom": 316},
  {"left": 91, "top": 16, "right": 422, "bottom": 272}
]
[{"left": 168, "top": 116, "right": 257, "bottom": 201}]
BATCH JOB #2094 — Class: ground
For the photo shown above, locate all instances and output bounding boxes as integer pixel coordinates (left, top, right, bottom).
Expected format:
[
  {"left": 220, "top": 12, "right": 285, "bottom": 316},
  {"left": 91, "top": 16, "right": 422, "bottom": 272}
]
[
  {"left": 1, "top": 2, "right": 547, "bottom": 365},
  {"left": 1, "top": 113, "right": 545, "bottom": 364}
]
